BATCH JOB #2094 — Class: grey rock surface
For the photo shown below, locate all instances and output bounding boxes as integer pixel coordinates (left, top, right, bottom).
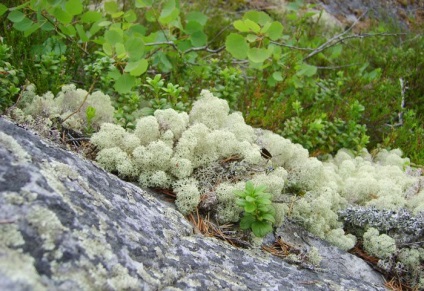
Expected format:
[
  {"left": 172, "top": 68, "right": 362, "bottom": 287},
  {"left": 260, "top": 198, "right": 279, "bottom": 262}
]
[
  {"left": 312, "top": 0, "right": 423, "bottom": 29},
  {"left": 0, "top": 116, "right": 386, "bottom": 290}
]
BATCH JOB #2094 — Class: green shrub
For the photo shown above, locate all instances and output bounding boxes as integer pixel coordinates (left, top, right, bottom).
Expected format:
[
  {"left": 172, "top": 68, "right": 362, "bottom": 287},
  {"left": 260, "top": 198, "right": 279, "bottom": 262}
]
[
  {"left": 235, "top": 181, "right": 276, "bottom": 237},
  {"left": 0, "top": 41, "right": 24, "bottom": 112}
]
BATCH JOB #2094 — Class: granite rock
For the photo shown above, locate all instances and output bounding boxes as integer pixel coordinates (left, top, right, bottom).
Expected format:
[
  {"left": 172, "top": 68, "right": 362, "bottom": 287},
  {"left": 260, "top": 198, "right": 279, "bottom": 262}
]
[{"left": 0, "top": 117, "right": 386, "bottom": 290}]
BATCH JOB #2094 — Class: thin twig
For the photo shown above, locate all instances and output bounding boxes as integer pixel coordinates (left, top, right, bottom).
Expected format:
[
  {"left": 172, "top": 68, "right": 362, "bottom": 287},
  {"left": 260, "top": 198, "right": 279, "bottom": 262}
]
[
  {"left": 270, "top": 41, "right": 314, "bottom": 51},
  {"left": 144, "top": 41, "right": 177, "bottom": 47},
  {"left": 303, "top": 11, "right": 368, "bottom": 60},
  {"left": 0, "top": 218, "right": 17, "bottom": 224},
  {"left": 184, "top": 46, "right": 225, "bottom": 54},
  {"left": 5, "top": 80, "right": 30, "bottom": 115},
  {"left": 315, "top": 63, "right": 362, "bottom": 70},
  {"left": 62, "top": 81, "right": 96, "bottom": 124},
  {"left": 40, "top": 14, "right": 89, "bottom": 55}
]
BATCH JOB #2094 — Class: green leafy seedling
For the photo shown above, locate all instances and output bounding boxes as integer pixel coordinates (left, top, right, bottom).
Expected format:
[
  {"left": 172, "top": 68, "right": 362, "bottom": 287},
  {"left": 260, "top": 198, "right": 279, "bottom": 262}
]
[
  {"left": 85, "top": 105, "right": 96, "bottom": 134},
  {"left": 235, "top": 181, "right": 275, "bottom": 237}
]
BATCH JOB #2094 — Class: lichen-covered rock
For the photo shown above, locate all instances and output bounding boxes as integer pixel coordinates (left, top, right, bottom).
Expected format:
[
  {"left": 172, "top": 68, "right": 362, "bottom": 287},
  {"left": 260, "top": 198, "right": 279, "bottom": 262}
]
[{"left": 0, "top": 117, "right": 385, "bottom": 290}]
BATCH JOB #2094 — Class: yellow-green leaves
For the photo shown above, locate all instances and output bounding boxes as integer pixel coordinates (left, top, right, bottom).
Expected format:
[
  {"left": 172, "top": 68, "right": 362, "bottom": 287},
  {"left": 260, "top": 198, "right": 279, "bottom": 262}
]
[
  {"left": 65, "top": 0, "right": 83, "bottom": 16},
  {"left": 297, "top": 62, "right": 317, "bottom": 77},
  {"left": 225, "top": 10, "right": 283, "bottom": 66},
  {"left": 7, "top": 10, "right": 26, "bottom": 23},
  {"left": 124, "top": 59, "right": 148, "bottom": 76},
  {"left": 264, "top": 21, "right": 283, "bottom": 41},
  {"left": 235, "top": 181, "right": 276, "bottom": 237},
  {"left": 159, "top": 0, "right": 179, "bottom": 25},
  {"left": 226, "top": 33, "right": 249, "bottom": 60},
  {"left": 184, "top": 11, "right": 208, "bottom": 47},
  {"left": 81, "top": 11, "right": 102, "bottom": 23},
  {"left": 135, "top": 0, "right": 153, "bottom": 8},
  {"left": 0, "top": 4, "right": 7, "bottom": 16},
  {"left": 234, "top": 19, "right": 261, "bottom": 33},
  {"left": 114, "top": 74, "right": 136, "bottom": 94},
  {"left": 247, "top": 47, "right": 272, "bottom": 63}
]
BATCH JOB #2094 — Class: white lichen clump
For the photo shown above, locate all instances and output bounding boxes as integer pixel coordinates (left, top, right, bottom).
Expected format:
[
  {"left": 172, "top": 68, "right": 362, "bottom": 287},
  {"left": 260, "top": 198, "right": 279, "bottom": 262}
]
[
  {"left": 13, "top": 84, "right": 114, "bottom": 132},
  {"left": 90, "top": 89, "right": 423, "bottom": 254},
  {"left": 363, "top": 228, "right": 397, "bottom": 259}
]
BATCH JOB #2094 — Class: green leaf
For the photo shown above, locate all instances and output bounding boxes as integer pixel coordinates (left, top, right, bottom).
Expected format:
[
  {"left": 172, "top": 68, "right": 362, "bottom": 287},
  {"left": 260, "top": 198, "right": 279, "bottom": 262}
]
[
  {"left": 186, "top": 11, "right": 207, "bottom": 26},
  {"left": 135, "top": 0, "right": 153, "bottom": 8},
  {"left": 261, "top": 213, "right": 276, "bottom": 223},
  {"left": 244, "top": 10, "right": 271, "bottom": 26},
  {"left": 244, "top": 201, "right": 256, "bottom": 213},
  {"left": 104, "top": 1, "right": 118, "bottom": 14},
  {"left": 128, "top": 24, "right": 147, "bottom": 36},
  {"left": 145, "top": 9, "right": 156, "bottom": 22},
  {"left": 102, "top": 42, "right": 113, "bottom": 56},
  {"left": 266, "top": 21, "right": 283, "bottom": 41},
  {"left": 239, "top": 214, "right": 255, "bottom": 230},
  {"left": 246, "top": 34, "right": 258, "bottom": 43},
  {"left": 107, "top": 67, "right": 121, "bottom": 80},
  {"left": 125, "top": 37, "right": 145, "bottom": 60},
  {"left": 255, "top": 184, "right": 267, "bottom": 193},
  {"left": 251, "top": 221, "right": 273, "bottom": 237},
  {"left": 98, "top": 20, "right": 112, "bottom": 27},
  {"left": 7, "top": 10, "right": 25, "bottom": 22},
  {"left": 331, "top": 44, "right": 343, "bottom": 58},
  {"left": 256, "top": 197, "right": 272, "bottom": 205},
  {"left": 114, "top": 73, "right": 136, "bottom": 94},
  {"left": 13, "top": 17, "right": 33, "bottom": 32},
  {"left": 189, "top": 30, "right": 207, "bottom": 47},
  {"left": 158, "top": 53, "right": 173, "bottom": 72},
  {"left": 225, "top": 33, "right": 248, "bottom": 60},
  {"left": 297, "top": 63, "right": 317, "bottom": 77},
  {"left": 245, "top": 196, "right": 255, "bottom": 202},
  {"left": 0, "top": 4, "right": 8, "bottom": 17},
  {"left": 236, "top": 199, "right": 246, "bottom": 207},
  {"left": 124, "top": 59, "right": 148, "bottom": 76},
  {"left": 24, "top": 23, "right": 41, "bottom": 37},
  {"left": 59, "top": 24, "right": 76, "bottom": 36},
  {"left": 111, "top": 11, "right": 124, "bottom": 19},
  {"left": 40, "top": 21, "right": 55, "bottom": 31},
  {"left": 53, "top": 7, "right": 72, "bottom": 24},
  {"left": 247, "top": 47, "right": 271, "bottom": 63},
  {"left": 258, "top": 205, "right": 271, "bottom": 213},
  {"left": 124, "top": 9, "right": 137, "bottom": 23},
  {"left": 159, "top": 0, "right": 179, "bottom": 25},
  {"left": 89, "top": 21, "right": 102, "bottom": 36},
  {"left": 115, "top": 42, "right": 126, "bottom": 58},
  {"left": 105, "top": 29, "right": 123, "bottom": 45},
  {"left": 244, "top": 19, "right": 260, "bottom": 33},
  {"left": 233, "top": 20, "right": 249, "bottom": 32},
  {"left": 245, "top": 181, "right": 255, "bottom": 193},
  {"left": 185, "top": 21, "right": 203, "bottom": 34},
  {"left": 234, "top": 19, "right": 260, "bottom": 33},
  {"left": 272, "top": 71, "right": 283, "bottom": 81},
  {"left": 75, "top": 24, "right": 89, "bottom": 42},
  {"left": 65, "top": 0, "right": 83, "bottom": 16},
  {"left": 234, "top": 190, "right": 246, "bottom": 198},
  {"left": 81, "top": 11, "right": 102, "bottom": 23}
]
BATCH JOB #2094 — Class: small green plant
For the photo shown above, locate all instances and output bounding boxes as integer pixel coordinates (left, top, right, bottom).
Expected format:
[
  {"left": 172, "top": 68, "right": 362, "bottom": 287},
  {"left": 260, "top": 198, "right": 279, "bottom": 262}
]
[
  {"left": 0, "top": 41, "right": 24, "bottom": 112},
  {"left": 141, "top": 74, "right": 187, "bottom": 115},
  {"left": 84, "top": 106, "right": 96, "bottom": 135},
  {"left": 235, "top": 181, "right": 276, "bottom": 237}
]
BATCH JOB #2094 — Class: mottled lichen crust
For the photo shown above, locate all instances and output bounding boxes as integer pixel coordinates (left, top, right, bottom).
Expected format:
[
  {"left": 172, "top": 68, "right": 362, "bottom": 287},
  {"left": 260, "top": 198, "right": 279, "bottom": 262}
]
[
  {"left": 0, "top": 131, "right": 31, "bottom": 164},
  {"left": 0, "top": 117, "right": 385, "bottom": 290}
]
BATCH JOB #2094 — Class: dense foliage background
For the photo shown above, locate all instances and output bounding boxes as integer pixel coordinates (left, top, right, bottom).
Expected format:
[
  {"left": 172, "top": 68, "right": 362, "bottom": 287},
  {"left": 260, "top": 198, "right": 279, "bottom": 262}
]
[{"left": 1, "top": 0, "right": 423, "bottom": 164}]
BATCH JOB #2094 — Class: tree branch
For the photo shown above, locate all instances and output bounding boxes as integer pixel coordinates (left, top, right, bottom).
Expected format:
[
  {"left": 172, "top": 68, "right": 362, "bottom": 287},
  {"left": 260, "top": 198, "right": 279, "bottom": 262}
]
[{"left": 303, "top": 11, "right": 368, "bottom": 61}]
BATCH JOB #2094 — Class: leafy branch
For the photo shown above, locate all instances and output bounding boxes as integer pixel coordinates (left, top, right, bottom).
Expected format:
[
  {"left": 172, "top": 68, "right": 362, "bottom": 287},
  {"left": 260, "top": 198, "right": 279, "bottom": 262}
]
[{"left": 235, "top": 181, "right": 276, "bottom": 237}]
